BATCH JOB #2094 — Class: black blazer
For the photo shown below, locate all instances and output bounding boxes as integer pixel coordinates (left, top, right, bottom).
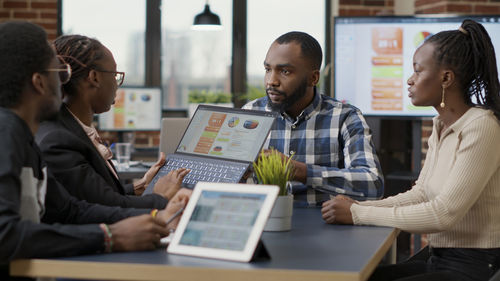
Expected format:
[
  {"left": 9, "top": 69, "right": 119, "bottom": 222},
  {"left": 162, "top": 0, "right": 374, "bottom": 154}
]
[{"left": 35, "top": 105, "right": 167, "bottom": 209}]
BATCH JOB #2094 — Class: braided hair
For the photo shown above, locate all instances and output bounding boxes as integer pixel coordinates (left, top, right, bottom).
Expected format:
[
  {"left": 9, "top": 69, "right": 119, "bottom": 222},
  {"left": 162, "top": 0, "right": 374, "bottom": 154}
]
[
  {"left": 425, "top": 19, "right": 500, "bottom": 120},
  {"left": 53, "top": 35, "right": 106, "bottom": 97}
]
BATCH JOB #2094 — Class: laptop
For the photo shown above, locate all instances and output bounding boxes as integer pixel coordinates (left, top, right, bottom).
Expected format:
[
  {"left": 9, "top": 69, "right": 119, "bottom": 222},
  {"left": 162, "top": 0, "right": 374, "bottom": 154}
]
[
  {"left": 159, "top": 118, "right": 191, "bottom": 156},
  {"left": 144, "top": 105, "right": 277, "bottom": 193},
  {"left": 167, "top": 182, "right": 278, "bottom": 262}
]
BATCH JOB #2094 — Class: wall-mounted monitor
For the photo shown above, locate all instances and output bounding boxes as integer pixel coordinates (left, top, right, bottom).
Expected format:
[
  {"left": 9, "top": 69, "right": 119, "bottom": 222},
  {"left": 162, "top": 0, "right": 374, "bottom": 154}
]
[
  {"left": 333, "top": 15, "right": 500, "bottom": 117},
  {"left": 98, "top": 87, "right": 162, "bottom": 131}
]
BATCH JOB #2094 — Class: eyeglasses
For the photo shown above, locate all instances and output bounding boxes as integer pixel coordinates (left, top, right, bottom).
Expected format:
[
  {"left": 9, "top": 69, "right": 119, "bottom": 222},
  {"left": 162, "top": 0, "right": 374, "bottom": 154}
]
[
  {"left": 93, "top": 69, "right": 125, "bottom": 87},
  {"left": 57, "top": 55, "right": 125, "bottom": 87},
  {"left": 43, "top": 56, "right": 72, "bottom": 84}
]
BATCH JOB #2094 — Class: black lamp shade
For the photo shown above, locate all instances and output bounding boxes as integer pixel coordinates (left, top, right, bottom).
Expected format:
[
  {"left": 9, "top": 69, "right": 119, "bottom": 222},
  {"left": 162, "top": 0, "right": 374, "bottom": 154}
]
[{"left": 193, "top": 4, "right": 221, "bottom": 26}]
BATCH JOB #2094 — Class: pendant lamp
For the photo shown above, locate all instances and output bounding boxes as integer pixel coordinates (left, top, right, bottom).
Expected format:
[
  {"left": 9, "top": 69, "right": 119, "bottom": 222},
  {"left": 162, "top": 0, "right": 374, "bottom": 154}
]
[{"left": 192, "top": 1, "right": 222, "bottom": 31}]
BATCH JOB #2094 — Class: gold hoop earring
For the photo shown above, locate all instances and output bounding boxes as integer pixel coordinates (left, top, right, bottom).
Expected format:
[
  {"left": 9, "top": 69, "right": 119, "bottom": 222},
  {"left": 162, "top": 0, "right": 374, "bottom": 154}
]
[{"left": 440, "top": 87, "right": 445, "bottom": 108}]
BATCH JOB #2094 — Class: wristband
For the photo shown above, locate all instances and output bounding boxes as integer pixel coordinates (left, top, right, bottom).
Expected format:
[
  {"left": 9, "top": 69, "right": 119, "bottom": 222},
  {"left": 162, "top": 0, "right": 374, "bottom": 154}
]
[
  {"left": 99, "top": 223, "right": 113, "bottom": 253},
  {"left": 150, "top": 208, "right": 159, "bottom": 218}
]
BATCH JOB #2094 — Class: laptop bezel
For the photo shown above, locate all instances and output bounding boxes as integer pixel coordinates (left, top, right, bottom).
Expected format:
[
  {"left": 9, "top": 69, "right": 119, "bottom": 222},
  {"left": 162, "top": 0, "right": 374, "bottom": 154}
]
[{"left": 173, "top": 104, "right": 277, "bottom": 163}]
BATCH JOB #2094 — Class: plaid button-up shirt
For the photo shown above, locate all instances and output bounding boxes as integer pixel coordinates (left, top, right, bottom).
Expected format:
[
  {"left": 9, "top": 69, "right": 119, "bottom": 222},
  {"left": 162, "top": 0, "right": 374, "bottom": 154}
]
[{"left": 243, "top": 90, "right": 384, "bottom": 205}]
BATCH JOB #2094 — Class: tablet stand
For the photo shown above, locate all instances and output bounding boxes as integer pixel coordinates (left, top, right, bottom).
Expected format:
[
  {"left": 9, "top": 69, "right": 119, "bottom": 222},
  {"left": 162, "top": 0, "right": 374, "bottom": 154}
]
[{"left": 251, "top": 240, "right": 271, "bottom": 261}]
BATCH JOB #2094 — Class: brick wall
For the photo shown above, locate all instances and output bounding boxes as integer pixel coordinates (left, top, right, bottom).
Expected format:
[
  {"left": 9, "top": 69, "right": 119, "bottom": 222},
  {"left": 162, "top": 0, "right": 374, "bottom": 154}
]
[
  {"left": 339, "top": 0, "right": 395, "bottom": 15},
  {"left": 416, "top": 0, "right": 500, "bottom": 14},
  {"left": 0, "top": 0, "right": 58, "bottom": 40}
]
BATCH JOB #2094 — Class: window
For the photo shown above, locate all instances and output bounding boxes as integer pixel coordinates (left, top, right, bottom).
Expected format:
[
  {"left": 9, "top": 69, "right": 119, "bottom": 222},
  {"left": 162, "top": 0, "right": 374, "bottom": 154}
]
[
  {"left": 161, "top": 0, "right": 232, "bottom": 109},
  {"left": 61, "top": 0, "right": 146, "bottom": 86},
  {"left": 247, "top": 0, "right": 326, "bottom": 93},
  {"left": 61, "top": 1, "right": 326, "bottom": 109}
]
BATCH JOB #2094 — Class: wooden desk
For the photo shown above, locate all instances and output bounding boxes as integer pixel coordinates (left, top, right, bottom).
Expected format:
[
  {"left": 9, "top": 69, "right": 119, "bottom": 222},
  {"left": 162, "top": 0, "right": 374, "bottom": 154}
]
[{"left": 10, "top": 208, "right": 398, "bottom": 281}]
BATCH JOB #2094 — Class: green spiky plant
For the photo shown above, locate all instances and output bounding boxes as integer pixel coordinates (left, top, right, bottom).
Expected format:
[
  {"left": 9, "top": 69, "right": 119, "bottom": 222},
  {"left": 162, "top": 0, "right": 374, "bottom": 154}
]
[{"left": 253, "top": 150, "right": 295, "bottom": 196}]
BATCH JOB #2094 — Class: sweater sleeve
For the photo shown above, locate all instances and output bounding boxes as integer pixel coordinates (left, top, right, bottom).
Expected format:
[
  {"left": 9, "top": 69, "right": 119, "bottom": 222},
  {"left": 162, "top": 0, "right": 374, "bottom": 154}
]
[
  {"left": 357, "top": 141, "right": 433, "bottom": 208},
  {"left": 351, "top": 116, "right": 500, "bottom": 233}
]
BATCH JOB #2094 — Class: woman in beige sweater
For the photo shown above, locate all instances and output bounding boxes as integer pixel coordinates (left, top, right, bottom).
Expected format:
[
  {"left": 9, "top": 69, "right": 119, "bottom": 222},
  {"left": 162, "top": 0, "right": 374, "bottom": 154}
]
[{"left": 321, "top": 20, "right": 500, "bottom": 281}]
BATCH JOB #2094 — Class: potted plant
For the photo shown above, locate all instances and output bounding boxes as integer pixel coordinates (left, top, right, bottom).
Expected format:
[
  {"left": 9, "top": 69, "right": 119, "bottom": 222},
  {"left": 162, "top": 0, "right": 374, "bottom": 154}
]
[{"left": 253, "top": 149, "right": 294, "bottom": 231}]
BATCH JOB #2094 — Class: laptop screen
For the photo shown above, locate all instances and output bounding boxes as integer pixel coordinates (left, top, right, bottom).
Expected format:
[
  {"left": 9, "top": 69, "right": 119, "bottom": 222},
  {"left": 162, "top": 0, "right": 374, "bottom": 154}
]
[{"left": 176, "top": 105, "right": 276, "bottom": 162}]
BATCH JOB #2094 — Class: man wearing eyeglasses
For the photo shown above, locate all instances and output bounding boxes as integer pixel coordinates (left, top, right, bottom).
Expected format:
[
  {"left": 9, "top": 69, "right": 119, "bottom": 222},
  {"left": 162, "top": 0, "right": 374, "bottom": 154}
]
[{"left": 0, "top": 21, "right": 188, "bottom": 280}]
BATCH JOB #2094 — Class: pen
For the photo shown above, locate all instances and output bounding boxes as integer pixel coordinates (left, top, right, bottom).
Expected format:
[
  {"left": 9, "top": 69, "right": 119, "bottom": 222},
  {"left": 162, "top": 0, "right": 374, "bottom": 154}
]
[{"left": 165, "top": 206, "right": 185, "bottom": 226}]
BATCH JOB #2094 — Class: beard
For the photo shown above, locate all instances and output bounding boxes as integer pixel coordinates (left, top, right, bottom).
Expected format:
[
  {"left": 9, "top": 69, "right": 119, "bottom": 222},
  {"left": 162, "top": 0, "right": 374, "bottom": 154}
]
[{"left": 266, "top": 78, "right": 308, "bottom": 113}]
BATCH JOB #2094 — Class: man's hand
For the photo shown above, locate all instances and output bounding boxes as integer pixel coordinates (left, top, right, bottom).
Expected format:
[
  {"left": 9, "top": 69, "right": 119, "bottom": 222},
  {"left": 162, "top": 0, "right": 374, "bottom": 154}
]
[
  {"left": 133, "top": 152, "right": 166, "bottom": 195},
  {"left": 261, "top": 149, "right": 307, "bottom": 183},
  {"left": 109, "top": 214, "right": 170, "bottom": 251},
  {"left": 153, "top": 168, "right": 190, "bottom": 200},
  {"left": 157, "top": 188, "right": 192, "bottom": 229},
  {"left": 321, "top": 195, "right": 356, "bottom": 224}
]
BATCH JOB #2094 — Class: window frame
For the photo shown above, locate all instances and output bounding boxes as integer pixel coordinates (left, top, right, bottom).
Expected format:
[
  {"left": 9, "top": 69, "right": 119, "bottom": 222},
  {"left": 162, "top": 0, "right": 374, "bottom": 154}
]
[{"left": 56, "top": 0, "right": 332, "bottom": 108}]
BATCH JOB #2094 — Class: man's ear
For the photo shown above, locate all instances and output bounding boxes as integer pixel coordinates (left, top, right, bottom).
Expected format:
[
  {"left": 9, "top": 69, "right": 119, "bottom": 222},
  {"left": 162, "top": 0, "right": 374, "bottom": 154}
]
[
  {"left": 309, "top": 69, "right": 320, "bottom": 86},
  {"left": 441, "top": 69, "right": 455, "bottom": 89},
  {"left": 31, "top": 72, "right": 46, "bottom": 95}
]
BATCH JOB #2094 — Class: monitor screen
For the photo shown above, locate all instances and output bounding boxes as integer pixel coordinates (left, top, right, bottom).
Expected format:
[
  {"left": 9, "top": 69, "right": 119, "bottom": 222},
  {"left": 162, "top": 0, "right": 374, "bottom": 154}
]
[
  {"left": 333, "top": 15, "right": 500, "bottom": 117},
  {"left": 98, "top": 87, "right": 162, "bottom": 130}
]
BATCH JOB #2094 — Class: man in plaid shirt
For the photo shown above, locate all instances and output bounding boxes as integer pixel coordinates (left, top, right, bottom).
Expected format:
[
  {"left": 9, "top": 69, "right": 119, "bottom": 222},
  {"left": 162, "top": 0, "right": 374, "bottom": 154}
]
[{"left": 243, "top": 31, "right": 383, "bottom": 206}]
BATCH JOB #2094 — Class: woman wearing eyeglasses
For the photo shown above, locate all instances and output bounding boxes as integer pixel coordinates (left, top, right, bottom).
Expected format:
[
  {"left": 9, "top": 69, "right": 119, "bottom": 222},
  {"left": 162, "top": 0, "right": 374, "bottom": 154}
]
[{"left": 35, "top": 35, "right": 188, "bottom": 209}]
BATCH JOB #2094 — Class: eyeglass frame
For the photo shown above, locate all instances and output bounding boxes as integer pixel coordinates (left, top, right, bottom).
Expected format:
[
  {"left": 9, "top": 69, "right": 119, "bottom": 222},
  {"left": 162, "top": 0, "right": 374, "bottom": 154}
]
[
  {"left": 57, "top": 55, "right": 125, "bottom": 87},
  {"left": 92, "top": 68, "right": 125, "bottom": 87},
  {"left": 42, "top": 56, "right": 72, "bottom": 84}
]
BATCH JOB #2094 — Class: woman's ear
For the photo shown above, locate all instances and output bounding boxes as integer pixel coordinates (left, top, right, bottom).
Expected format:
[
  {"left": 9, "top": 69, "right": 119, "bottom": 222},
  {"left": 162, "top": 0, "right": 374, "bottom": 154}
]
[
  {"left": 441, "top": 69, "right": 455, "bottom": 89},
  {"left": 87, "top": 69, "right": 100, "bottom": 88}
]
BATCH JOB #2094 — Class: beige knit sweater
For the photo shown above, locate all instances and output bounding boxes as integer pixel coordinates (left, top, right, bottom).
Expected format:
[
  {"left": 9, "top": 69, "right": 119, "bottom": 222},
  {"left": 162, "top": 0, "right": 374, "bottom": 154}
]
[{"left": 351, "top": 107, "right": 500, "bottom": 248}]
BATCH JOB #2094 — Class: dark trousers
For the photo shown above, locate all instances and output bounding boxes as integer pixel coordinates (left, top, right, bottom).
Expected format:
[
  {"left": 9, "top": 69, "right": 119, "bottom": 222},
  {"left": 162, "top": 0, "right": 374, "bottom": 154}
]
[{"left": 369, "top": 247, "right": 500, "bottom": 281}]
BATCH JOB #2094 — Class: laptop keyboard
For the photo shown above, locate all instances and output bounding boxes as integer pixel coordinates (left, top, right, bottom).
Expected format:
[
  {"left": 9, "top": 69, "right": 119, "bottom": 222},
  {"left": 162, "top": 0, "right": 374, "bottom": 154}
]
[{"left": 151, "top": 155, "right": 248, "bottom": 188}]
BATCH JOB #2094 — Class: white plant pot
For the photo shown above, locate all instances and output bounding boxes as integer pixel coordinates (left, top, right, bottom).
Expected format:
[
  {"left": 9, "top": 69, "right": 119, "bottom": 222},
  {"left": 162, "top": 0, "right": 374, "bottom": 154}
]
[{"left": 264, "top": 194, "right": 293, "bottom": 232}]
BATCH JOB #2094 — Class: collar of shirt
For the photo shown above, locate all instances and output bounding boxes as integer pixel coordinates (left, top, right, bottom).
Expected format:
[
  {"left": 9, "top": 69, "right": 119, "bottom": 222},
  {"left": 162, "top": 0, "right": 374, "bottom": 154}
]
[{"left": 66, "top": 108, "right": 113, "bottom": 162}]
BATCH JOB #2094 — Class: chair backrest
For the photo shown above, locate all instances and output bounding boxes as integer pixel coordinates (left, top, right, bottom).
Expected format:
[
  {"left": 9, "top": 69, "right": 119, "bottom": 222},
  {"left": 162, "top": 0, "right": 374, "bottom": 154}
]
[{"left": 159, "top": 117, "right": 190, "bottom": 156}]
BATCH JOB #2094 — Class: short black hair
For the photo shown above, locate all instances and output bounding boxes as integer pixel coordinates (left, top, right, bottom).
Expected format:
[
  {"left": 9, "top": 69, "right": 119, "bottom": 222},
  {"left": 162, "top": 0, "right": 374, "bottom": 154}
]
[
  {"left": 275, "top": 31, "right": 323, "bottom": 70},
  {"left": 0, "top": 21, "right": 54, "bottom": 108}
]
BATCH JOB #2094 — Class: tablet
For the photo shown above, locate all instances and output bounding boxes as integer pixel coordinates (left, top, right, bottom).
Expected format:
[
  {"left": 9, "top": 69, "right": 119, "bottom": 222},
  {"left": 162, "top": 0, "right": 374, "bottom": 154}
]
[{"left": 167, "top": 182, "right": 279, "bottom": 262}]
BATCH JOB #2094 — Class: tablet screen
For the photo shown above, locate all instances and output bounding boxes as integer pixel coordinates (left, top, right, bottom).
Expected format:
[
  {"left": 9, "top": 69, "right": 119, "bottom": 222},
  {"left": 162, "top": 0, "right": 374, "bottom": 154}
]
[
  {"left": 167, "top": 183, "right": 279, "bottom": 262},
  {"left": 179, "top": 191, "right": 266, "bottom": 251}
]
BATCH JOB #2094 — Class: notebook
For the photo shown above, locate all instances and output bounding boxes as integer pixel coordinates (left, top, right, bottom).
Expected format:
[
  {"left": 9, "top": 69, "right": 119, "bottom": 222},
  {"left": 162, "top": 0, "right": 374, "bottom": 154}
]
[
  {"left": 167, "top": 182, "right": 278, "bottom": 262},
  {"left": 144, "top": 105, "right": 277, "bottom": 193},
  {"left": 159, "top": 118, "right": 191, "bottom": 156}
]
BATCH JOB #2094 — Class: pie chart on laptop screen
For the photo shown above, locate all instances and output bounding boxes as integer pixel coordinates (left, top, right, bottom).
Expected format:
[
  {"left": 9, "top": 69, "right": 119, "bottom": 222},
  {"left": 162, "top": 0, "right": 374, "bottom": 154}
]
[
  {"left": 243, "top": 120, "right": 259, "bottom": 129},
  {"left": 228, "top": 116, "right": 240, "bottom": 128}
]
